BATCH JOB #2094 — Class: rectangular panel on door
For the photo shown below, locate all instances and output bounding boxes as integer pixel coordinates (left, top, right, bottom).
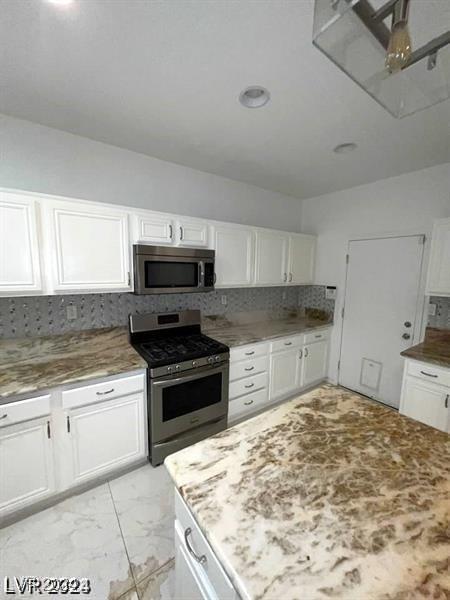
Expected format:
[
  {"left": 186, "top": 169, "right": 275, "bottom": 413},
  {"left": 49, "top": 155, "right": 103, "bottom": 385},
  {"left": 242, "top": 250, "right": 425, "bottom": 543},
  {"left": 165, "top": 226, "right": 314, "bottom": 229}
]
[
  {"left": 213, "top": 225, "right": 254, "bottom": 286},
  {"left": 254, "top": 231, "right": 288, "bottom": 285},
  {"left": 302, "top": 341, "right": 328, "bottom": 387},
  {"left": 270, "top": 349, "right": 300, "bottom": 401},
  {"left": 401, "top": 378, "right": 449, "bottom": 432}
]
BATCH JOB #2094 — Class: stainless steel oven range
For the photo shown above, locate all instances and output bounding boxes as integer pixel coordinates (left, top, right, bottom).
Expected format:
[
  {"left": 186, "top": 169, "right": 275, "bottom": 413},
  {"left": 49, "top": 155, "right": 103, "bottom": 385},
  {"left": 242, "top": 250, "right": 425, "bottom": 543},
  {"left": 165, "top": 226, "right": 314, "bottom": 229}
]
[{"left": 129, "top": 310, "right": 229, "bottom": 466}]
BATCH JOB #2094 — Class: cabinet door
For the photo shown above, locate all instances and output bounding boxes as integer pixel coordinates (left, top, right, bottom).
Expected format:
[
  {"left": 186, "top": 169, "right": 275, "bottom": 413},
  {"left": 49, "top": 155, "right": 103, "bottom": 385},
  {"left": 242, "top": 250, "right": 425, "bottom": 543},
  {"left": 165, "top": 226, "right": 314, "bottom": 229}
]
[
  {"left": 133, "top": 212, "right": 175, "bottom": 245},
  {"left": 301, "top": 341, "right": 328, "bottom": 387},
  {"left": 288, "top": 234, "right": 315, "bottom": 285},
  {"left": 401, "top": 379, "right": 449, "bottom": 432},
  {"left": 270, "top": 349, "right": 300, "bottom": 401},
  {"left": 175, "top": 525, "right": 211, "bottom": 600},
  {"left": 177, "top": 219, "right": 209, "bottom": 247},
  {"left": 66, "top": 393, "right": 145, "bottom": 486},
  {"left": 213, "top": 225, "right": 254, "bottom": 287},
  {"left": 45, "top": 200, "right": 131, "bottom": 292},
  {"left": 0, "top": 418, "right": 55, "bottom": 515},
  {"left": 0, "top": 192, "right": 42, "bottom": 295},
  {"left": 426, "top": 218, "right": 450, "bottom": 296},
  {"left": 254, "top": 230, "right": 288, "bottom": 285}
]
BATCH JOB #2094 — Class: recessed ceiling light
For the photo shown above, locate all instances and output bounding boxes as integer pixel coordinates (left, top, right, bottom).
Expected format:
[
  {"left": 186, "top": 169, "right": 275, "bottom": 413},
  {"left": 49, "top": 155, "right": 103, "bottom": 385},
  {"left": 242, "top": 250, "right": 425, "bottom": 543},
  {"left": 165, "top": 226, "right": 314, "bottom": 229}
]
[
  {"left": 239, "top": 86, "right": 270, "bottom": 109},
  {"left": 333, "top": 142, "right": 357, "bottom": 154},
  {"left": 47, "top": 0, "right": 73, "bottom": 6}
]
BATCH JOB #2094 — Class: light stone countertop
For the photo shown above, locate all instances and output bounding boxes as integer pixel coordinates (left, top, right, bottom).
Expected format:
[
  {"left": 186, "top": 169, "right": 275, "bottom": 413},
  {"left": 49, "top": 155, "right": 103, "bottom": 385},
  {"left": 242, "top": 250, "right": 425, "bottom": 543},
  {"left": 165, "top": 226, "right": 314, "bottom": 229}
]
[{"left": 165, "top": 384, "right": 450, "bottom": 600}]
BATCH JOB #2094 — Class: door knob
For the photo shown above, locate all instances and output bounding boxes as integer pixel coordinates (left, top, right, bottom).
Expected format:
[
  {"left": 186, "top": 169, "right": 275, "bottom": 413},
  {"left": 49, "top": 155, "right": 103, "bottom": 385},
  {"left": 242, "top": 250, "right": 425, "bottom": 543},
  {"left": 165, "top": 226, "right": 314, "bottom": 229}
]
[
  {"left": 404, "top": 321, "right": 412, "bottom": 328},
  {"left": 402, "top": 333, "right": 411, "bottom": 340}
]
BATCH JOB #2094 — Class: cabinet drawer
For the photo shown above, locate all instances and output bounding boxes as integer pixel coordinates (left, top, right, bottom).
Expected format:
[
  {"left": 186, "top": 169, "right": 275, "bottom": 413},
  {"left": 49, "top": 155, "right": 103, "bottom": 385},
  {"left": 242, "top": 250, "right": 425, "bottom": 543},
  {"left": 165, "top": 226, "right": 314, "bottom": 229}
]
[
  {"left": 229, "top": 372, "right": 268, "bottom": 400},
  {"left": 407, "top": 361, "right": 450, "bottom": 388},
  {"left": 62, "top": 373, "right": 145, "bottom": 409},
  {"left": 229, "top": 355, "right": 268, "bottom": 382},
  {"left": 270, "top": 335, "right": 303, "bottom": 353},
  {"left": 228, "top": 387, "right": 269, "bottom": 423},
  {"left": 304, "top": 328, "right": 330, "bottom": 344},
  {"left": 0, "top": 395, "right": 51, "bottom": 428},
  {"left": 230, "top": 342, "right": 269, "bottom": 363},
  {"left": 175, "top": 490, "right": 236, "bottom": 600}
]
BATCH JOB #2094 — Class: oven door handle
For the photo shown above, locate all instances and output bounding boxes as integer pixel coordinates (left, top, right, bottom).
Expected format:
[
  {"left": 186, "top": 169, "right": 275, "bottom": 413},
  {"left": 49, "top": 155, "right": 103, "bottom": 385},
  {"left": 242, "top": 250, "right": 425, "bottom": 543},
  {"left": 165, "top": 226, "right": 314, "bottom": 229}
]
[{"left": 152, "top": 362, "right": 228, "bottom": 387}]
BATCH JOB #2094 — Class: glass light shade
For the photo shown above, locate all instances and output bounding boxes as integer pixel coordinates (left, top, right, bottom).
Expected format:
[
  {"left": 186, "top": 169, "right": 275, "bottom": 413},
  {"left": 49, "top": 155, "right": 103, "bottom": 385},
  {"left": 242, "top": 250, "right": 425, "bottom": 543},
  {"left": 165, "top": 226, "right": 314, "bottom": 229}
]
[
  {"left": 312, "top": 0, "right": 450, "bottom": 118},
  {"left": 385, "top": 22, "right": 412, "bottom": 73}
]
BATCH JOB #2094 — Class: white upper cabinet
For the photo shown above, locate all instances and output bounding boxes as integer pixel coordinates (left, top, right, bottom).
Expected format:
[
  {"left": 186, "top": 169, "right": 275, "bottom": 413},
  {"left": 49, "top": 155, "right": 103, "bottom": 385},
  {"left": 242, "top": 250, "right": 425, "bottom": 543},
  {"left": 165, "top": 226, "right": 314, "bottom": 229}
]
[
  {"left": 176, "top": 218, "right": 209, "bottom": 247},
  {"left": 254, "top": 230, "right": 289, "bottom": 285},
  {"left": 213, "top": 224, "right": 254, "bottom": 287},
  {"left": 426, "top": 218, "right": 450, "bottom": 296},
  {"left": 44, "top": 199, "right": 131, "bottom": 292},
  {"left": 133, "top": 211, "right": 175, "bottom": 245},
  {"left": 0, "top": 192, "right": 43, "bottom": 295},
  {"left": 288, "top": 234, "right": 315, "bottom": 285}
]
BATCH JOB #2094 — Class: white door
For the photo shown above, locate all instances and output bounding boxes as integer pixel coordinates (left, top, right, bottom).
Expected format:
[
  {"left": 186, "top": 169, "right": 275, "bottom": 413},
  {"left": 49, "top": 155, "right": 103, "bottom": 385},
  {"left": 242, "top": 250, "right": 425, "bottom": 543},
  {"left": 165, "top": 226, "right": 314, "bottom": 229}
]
[
  {"left": 339, "top": 236, "right": 425, "bottom": 408},
  {"left": 213, "top": 225, "right": 254, "bottom": 287},
  {"left": 45, "top": 200, "right": 131, "bottom": 292},
  {"left": 401, "top": 379, "right": 449, "bottom": 432},
  {"left": 133, "top": 212, "right": 175, "bottom": 245},
  {"left": 302, "top": 341, "right": 328, "bottom": 387},
  {"left": 426, "top": 218, "right": 450, "bottom": 296},
  {"left": 288, "top": 234, "right": 315, "bottom": 285},
  {"left": 254, "top": 230, "right": 288, "bottom": 285},
  {"left": 270, "top": 349, "right": 300, "bottom": 401},
  {"left": 0, "top": 192, "right": 43, "bottom": 295},
  {"left": 66, "top": 394, "right": 145, "bottom": 486},
  {"left": 0, "top": 418, "right": 55, "bottom": 515},
  {"left": 176, "top": 219, "right": 209, "bottom": 247}
]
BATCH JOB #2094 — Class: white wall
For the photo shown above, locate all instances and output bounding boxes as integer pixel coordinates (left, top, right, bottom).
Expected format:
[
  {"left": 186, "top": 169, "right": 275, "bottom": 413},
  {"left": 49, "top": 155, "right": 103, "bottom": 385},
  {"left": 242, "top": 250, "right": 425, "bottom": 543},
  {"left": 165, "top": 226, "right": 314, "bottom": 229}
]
[
  {"left": 301, "top": 162, "right": 450, "bottom": 383},
  {"left": 0, "top": 114, "right": 302, "bottom": 231}
]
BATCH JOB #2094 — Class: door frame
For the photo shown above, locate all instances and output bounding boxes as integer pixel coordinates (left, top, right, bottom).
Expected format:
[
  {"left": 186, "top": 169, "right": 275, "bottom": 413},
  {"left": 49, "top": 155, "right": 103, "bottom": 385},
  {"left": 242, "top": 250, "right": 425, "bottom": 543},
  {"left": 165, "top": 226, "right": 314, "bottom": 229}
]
[{"left": 337, "top": 232, "right": 428, "bottom": 389}]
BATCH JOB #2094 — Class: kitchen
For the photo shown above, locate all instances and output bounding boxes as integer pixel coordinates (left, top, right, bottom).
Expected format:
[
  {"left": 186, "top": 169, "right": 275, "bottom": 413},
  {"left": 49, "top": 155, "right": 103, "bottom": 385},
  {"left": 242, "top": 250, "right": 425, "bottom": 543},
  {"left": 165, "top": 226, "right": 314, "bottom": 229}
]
[{"left": 0, "top": 1, "right": 449, "bottom": 599}]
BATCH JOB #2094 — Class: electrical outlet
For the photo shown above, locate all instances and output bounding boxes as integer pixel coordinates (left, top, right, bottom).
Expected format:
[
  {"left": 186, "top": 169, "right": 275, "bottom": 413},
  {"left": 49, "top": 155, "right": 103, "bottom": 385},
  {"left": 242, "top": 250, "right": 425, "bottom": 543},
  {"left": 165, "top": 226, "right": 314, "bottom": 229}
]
[
  {"left": 428, "top": 302, "right": 437, "bottom": 316},
  {"left": 66, "top": 304, "right": 78, "bottom": 321},
  {"left": 282, "top": 290, "right": 287, "bottom": 300},
  {"left": 326, "top": 286, "right": 337, "bottom": 300},
  {"left": 221, "top": 295, "right": 227, "bottom": 306}
]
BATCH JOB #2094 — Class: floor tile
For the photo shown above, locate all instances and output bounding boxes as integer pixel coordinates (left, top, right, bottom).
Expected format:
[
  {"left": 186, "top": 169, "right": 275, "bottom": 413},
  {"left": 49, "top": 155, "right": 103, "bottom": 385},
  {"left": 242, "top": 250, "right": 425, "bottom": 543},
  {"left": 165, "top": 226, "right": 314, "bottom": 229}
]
[
  {"left": 109, "top": 465, "right": 175, "bottom": 584},
  {"left": 0, "top": 484, "right": 134, "bottom": 600},
  {"left": 117, "top": 587, "right": 140, "bottom": 600},
  {"left": 137, "top": 560, "right": 174, "bottom": 600}
]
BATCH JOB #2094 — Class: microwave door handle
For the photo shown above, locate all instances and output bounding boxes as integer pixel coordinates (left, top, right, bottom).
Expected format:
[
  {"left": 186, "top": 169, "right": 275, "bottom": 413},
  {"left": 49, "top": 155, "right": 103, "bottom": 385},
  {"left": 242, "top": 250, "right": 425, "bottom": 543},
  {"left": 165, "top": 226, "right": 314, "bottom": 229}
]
[{"left": 198, "top": 261, "right": 205, "bottom": 288}]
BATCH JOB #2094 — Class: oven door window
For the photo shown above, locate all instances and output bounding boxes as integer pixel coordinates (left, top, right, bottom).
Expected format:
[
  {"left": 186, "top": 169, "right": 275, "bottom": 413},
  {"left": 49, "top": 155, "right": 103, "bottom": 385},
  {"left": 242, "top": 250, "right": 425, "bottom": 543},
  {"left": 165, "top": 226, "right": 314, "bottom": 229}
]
[
  {"left": 162, "top": 373, "right": 222, "bottom": 421},
  {"left": 145, "top": 261, "right": 199, "bottom": 288}
]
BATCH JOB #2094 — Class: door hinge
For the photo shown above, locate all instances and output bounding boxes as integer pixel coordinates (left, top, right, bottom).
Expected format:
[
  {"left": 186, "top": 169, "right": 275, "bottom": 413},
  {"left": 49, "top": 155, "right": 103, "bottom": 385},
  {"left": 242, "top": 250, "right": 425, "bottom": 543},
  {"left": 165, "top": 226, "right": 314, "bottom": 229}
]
[
  {"left": 341, "top": 306, "right": 345, "bottom": 318},
  {"left": 337, "top": 360, "right": 341, "bottom": 371},
  {"left": 346, "top": 254, "right": 349, "bottom": 264},
  {"left": 127, "top": 271, "right": 131, "bottom": 286},
  {"left": 47, "top": 420, "right": 51, "bottom": 439}
]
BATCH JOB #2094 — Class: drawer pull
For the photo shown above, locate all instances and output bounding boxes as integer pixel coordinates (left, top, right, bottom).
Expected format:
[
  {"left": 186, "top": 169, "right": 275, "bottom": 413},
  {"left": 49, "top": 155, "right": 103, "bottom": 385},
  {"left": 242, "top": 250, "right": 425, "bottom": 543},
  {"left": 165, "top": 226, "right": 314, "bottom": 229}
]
[
  {"left": 67, "top": 415, "right": 71, "bottom": 433},
  {"left": 420, "top": 371, "right": 438, "bottom": 378},
  {"left": 284, "top": 342, "right": 292, "bottom": 346},
  {"left": 244, "top": 366, "right": 255, "bottom": 372},
  {"left": 244, "top": 399, "right": 254, "bottom": 406},
  {"left": 96, "top": 388, "right": 115, "bottom": 396},
  {"left": 0, "top": 414, "right": 7, "bottom": 420},
  {"left": 245, "top": 383, "right": 255, "bottom": 389},
  {"left": 299, "top": 350, "right": 303, "bottom": 359},
  {"left": 245, "top": 351, "right": 255, "bottom": 356},
  {"left": 305, "top": 347, "right": 309, "bottom": 357},
  {"left": 315, "top": 334, "right": 322, "bottom": 339},
  {"left": 184, "top": 528, "right": 207, "bottom": 565}
]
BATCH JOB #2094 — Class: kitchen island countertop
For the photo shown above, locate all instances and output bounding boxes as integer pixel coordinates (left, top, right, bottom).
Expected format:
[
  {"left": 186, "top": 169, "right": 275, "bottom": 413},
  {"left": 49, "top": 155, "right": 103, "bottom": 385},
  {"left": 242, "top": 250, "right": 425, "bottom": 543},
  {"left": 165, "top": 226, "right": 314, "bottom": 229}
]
[{"left": 165, "top": 384, "right": 450, "bottom": 600}]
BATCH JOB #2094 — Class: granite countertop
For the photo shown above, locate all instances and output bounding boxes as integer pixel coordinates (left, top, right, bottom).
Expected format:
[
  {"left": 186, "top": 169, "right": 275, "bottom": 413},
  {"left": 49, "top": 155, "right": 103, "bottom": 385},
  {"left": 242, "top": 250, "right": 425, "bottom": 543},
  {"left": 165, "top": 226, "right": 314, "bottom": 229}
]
[
  {"left": 165, "top": 384, "right": 450, "bottom": 600},
  {"left": 401, "top": 327, "right": 450, "bottom": 369},
  {"left": 202, "top": 309, "right": 332, "bottom": 348},
  {"left": 0, "top": 327, "right": 146, "bottom": 400}
]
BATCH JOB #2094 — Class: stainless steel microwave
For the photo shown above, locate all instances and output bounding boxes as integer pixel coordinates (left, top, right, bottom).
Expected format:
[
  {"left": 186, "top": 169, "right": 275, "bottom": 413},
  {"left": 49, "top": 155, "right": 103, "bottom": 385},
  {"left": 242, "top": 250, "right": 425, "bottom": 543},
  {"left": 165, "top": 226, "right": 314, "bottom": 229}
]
[{"left": 133, "top": 245, "right": 215, "bottom": 294}]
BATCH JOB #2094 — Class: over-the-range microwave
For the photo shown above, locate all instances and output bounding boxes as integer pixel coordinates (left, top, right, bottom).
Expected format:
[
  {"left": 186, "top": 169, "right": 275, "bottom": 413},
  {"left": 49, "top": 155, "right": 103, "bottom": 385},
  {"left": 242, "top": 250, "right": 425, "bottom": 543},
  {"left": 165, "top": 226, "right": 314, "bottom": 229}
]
[{"left": 133, "top": 244, "right": 216, "bottom": 294}]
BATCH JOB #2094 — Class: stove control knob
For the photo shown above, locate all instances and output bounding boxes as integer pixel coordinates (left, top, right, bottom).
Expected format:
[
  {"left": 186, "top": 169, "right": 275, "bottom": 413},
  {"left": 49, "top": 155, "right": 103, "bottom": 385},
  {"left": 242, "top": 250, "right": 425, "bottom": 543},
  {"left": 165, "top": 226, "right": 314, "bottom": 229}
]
[
  {"left": 192, "top": 360, "right": 198, "bottom": 368},
  {"left": 167, "top": 366, "right": 173, "bottom": 374},
  {"left": 214, "top": 355, "right": 221, "bottom": 363},
  {"left": 207, "top": 356, "right": 214, "bottom": 364},
  {"left": 175, "top": 364, "right": 180, "bottom": 371}
]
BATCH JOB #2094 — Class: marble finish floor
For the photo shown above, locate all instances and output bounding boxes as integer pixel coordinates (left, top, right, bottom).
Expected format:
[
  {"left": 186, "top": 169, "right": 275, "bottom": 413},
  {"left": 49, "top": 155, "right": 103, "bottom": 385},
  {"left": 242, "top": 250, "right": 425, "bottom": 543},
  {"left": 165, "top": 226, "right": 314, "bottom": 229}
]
[{"left": 0, "top": 465, "right": 175, "bottom": 600}]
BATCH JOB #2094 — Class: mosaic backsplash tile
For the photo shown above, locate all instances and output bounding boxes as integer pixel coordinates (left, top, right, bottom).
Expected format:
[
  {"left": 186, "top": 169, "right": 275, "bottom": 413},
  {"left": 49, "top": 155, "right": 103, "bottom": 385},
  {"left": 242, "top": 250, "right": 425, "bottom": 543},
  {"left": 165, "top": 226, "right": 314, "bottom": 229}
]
[
  {"left": 0, "top": 286, "right": 335, "bottom": 339},
  {"left": 428, "top": 296, "right": 450, "bottom": 330}
]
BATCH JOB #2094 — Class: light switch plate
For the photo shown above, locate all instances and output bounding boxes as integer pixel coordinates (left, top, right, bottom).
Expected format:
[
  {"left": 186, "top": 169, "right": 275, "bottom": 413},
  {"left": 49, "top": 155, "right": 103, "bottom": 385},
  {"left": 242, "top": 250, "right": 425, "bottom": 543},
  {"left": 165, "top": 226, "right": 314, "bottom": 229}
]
[
  {"left": 325, "top": 286, "right": 337, "bottom": 300},
  {"left": 66, "top": 304, "right": 78, "bottom": 321},
  {"left": 221, "top": 295, "right": 227, "bottom": 306},
  {"left": 428, "top": 303, "right": 437, "bottom": 316}
]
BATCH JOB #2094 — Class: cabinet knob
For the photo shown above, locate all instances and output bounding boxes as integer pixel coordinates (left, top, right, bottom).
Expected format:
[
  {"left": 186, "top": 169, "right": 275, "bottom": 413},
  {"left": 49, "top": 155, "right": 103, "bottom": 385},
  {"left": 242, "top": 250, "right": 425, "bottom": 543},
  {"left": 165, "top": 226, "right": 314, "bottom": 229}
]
[
  {"left": 0, "top": 413, "right": 7, "bottom": 420},
  {"left": 402, "top": 333, "right": 411, "bottom": 340},
  {"left": 404, "top": 321, "right": 412, "bottom": 328}
]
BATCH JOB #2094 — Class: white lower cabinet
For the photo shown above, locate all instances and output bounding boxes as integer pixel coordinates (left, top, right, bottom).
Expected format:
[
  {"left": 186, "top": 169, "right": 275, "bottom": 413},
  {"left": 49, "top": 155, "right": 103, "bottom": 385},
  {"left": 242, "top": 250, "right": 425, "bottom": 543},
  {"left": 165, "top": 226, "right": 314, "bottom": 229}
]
[
  {"left": 400, "top": 360, "right": 450, "bottom": 432},
  {"left": 302, "top": 340, "right": 329, "bottom": 388},
  {"left": 0, "top": 371, "right": 146, "bottom": 518},
  {"left": 270, "top": 348, "right": 301, "bottom": 400}
]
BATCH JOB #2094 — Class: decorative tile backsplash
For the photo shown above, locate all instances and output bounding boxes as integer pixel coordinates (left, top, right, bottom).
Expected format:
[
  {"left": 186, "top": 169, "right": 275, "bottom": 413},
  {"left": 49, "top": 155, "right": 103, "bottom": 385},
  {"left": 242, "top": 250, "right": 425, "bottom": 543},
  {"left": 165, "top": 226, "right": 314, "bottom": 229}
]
[
  {"left": 428, "top": 296, "right": 450, "bottom": 330},
  {"left": 0, "top": 285, "right": 335, "bottom": 339}
]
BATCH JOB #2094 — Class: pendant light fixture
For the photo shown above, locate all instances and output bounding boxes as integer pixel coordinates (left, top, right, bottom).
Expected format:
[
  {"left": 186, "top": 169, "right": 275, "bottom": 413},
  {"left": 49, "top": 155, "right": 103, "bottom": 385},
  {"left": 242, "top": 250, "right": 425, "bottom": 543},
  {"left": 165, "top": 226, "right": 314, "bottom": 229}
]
[{"left": 312, "top": 0, "right": 450, "bottom": 118}]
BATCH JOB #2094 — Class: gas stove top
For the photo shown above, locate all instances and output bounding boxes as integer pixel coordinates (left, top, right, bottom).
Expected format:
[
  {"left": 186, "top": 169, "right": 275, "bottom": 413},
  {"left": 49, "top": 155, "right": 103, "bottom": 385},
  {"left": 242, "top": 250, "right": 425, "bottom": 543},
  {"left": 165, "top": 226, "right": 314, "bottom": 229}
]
[{"left": 129, "top": 310, "right": 229, "bottom": 378}]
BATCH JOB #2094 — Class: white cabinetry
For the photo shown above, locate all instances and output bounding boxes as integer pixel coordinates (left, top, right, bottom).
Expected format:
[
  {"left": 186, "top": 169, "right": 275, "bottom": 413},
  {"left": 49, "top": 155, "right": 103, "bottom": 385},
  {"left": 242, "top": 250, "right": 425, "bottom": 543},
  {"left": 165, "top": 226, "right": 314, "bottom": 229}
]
[
  {"left": 133, "top": 212, "right": 174, "bottom": 245},
  {"left": 212, "top": 225, "right": 254, "bottom": 287},
  {"left": 254, "top": 230, "right": 289, "bottom": 285},
  {"left": 0, "top": 192, "right": 43, "bottom": 295},
  {"left": 0, "top": 395, "right": 55, "bottom": 515},
  {"left": 301, "top": 340, "right": 329, "bottom": 387},
  {"left": 400, "top": 360, "right": 450, "bottom": 432},
  {"left": 288, "top": 234, "right": 315, "bottom": 285},
  {"left": 270, "top": 348, "right": 301, "bottom": 399},
  {"left": 0, "top": 371, "right": 146, "bottom": 518},
  {"left": 44, "top": 199, "right": 131, "bottom": 292},
  {"left": 426, "top": 218, "right": 450, "bottom": 296},
  {"left": 176, "top": 218, "right": 209, "bottom": 247}
]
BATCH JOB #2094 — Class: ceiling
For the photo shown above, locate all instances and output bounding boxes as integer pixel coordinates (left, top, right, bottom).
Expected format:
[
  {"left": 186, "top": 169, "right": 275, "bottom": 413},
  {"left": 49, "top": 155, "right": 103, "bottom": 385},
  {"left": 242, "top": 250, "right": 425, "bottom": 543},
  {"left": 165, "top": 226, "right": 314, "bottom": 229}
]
[{"left": 0, "top": 0, "right": 449, "bottom": 200}]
